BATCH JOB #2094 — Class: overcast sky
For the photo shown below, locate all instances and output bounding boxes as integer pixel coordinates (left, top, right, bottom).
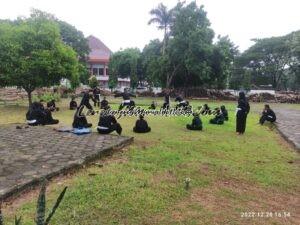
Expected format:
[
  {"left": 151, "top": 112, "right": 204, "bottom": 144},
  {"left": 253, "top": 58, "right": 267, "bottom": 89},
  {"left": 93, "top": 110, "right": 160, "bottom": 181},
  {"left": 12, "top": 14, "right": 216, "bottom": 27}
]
[{"left": 0, "top": 0, "right": 299, "bottom": 52}]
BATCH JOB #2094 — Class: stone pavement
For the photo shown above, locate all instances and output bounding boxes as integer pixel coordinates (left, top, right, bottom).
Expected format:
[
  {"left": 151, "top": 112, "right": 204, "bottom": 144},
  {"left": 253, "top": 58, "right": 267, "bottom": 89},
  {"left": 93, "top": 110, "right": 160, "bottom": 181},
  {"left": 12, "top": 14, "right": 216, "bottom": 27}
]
[
  {"left": 274, "top": 108, "right": 300, "bottom": 150},
  {"left": 0, "top": 125, "right": 133, "bottom": 201}
]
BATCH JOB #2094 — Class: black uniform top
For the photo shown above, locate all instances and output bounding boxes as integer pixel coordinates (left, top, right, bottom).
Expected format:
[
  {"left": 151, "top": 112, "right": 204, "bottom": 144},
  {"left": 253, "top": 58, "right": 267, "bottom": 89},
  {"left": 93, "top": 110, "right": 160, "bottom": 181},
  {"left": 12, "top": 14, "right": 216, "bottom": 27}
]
[
  {"left": 69, "top": 100, "right": 77, "bottom": 109},
  {"left": 263, "top": 109, "right": 276, "bottom": 120},
  {"left": 164, "top": 94, "right": 170, "bottom": 104},
  {"left": 80, "top": 93, "right": 93, "bottom": 110},
  {"left": 175, "top": 96, "right": 184, "bottom": 102},
  {"left": 93, "top": 88, "right": 101, "bottom": 97},
  {"left": 115, "top": 92, "right": 136, "bottom": 100},
  {"left": 47, "top": 100, "right": 56, "bottom": 108},
  {"left": 192, "top": 116, "right": 202, "bottom": 127},
  {"left": 98, "top": 114, "right": 117, "bottom": 128},
  {"left": 26, "top": 102, "right": 45, "bottom": 121},
  {"left": 237, "top": 98, "right": 250, "bottom": 115},
  {"left": 100, "top": 99, "right": 109, "bottom": 108},
  {"left": 135, "top": 119, "right": 150, "bottom": 131},
  {"left": 221, "top": 108, "right": 228, "bottom": 120}
]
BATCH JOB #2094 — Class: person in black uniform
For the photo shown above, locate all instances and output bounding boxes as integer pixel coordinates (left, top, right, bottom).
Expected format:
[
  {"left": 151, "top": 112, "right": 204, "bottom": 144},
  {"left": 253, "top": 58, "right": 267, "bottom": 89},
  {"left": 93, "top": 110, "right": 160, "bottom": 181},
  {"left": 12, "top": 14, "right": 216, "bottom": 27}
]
[
  {"left": 114, "top": 89, "right": 136, "bottom": 110},
  {"left": 133, "top": 115, "right": 151, "bottom": 133},
  {"left": 72, "top": 91, "right": 94, "bottom": 128},
  {"left": 149, "top": 101, "right": 156, "bottom": 110},
  {"left": 200, "top": 104, "right": 211, "bottom": 115},
  {"left": 100, "top": 96, "right": 109, "bottom": 109},
  {"left": 220, "top": 105, "right": 228, "bottom": 121},
  {"left": 175, "top": 96, "right": 190, "bottom": 110},
  {"left": 93, "top": 87, "right": 101, "bottom": 107},
  {"left": 259, "top": 104, "right": 276, "bottom": 125},
  {"left": 186, "top": 113, "right": 202, "bottom": 131},
  {"left": 47, "top": 99, "right": 59, "bottom": 112},
  {"left": 69, "top": 96, "right": 77, "bottom": 110},
  {"left": 210, "top": 108, "right": 225, "bottom": 125},
  {"left": 26, "top": 102, "right": 59, "bottom": 126},
  {"left": 162, "top": 91, "right": 170, "bottom": 109},
  {"left": 236, "top": 91, "right": 250, "bottom": 134},
  {"left": 97, "top": 106, "right": 122, "bottom": 135}
]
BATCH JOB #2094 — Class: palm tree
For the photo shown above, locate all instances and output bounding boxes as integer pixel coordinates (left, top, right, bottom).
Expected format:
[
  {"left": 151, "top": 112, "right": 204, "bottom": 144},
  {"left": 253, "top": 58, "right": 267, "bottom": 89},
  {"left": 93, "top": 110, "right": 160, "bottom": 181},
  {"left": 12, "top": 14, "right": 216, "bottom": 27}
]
[{"left": 148, "top": 3, "right": 173, "bottom": 55}]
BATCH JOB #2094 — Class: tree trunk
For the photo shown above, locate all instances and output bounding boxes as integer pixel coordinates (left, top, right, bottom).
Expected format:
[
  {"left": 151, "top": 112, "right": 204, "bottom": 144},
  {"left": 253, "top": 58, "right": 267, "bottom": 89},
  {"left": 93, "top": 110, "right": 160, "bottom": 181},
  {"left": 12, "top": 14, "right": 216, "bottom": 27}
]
[{"left": 27, "top": 90, "right": 32, "bottom": 108}]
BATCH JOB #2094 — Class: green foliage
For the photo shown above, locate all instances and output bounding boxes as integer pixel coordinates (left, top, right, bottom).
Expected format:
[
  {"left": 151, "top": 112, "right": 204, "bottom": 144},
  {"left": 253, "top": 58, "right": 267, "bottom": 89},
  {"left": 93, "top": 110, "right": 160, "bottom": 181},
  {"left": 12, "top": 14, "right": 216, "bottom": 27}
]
[
  {"left": 108, "top": 48, "right": 142, "bottom": 88},
  {"left": 33, "top": 92, "right": 61, "bottom": 103},
  {"left": 89, "top": 75, "right": 98, "bottom": 89},
  {"left": 233, "top": 30, "right": 300, "bottom": 90},
  {"left": 0, "top": 9, "right": 80, "bottom": 106},
  {"left": 0, "top": 182, "right": 67, "bottom": 225}
]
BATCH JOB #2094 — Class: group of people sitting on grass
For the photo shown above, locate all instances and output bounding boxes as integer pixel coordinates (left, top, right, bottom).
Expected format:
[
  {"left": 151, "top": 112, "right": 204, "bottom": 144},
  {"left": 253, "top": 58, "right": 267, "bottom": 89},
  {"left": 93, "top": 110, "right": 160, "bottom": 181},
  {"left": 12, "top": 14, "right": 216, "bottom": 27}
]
[
  {"left": 186, "top": 104, "right": 229, "bottom": 131},
  {"left": 25, "top": 88, "right": 277, "bottom": 136},
  {"left": 26, "top": 101, "right": 59, "bottom": 126}
]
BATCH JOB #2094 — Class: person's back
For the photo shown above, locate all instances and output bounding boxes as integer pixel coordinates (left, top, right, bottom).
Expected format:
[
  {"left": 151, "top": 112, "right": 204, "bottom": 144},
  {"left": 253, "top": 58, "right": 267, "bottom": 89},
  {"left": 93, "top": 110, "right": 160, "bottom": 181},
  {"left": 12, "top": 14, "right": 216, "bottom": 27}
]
[
  {"left": 97, "top": 107, "right": 122, "bottom": 135},
  {"left": 133, "top": 115, "right": 151, "bottom": 133},
  {"left": 210, "top": 108, "right": 224, "bottom": 125},
  {"left": 186, "top": 113, "right": 202, "bottom": 131},
  {"left": 220, "top": 105, "right": 228, "bottom": 121},
  {"left": 69, "top": 98, "right": 77, "bottom": 110},
  {"left": 100, "top": 98, "right": 109, "bottom": 109}
]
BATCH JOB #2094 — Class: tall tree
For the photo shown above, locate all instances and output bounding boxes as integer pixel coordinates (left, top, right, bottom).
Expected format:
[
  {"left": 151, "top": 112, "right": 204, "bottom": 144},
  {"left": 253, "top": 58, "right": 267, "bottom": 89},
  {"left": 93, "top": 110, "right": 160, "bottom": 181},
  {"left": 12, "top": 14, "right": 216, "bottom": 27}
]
[
  {"left": 148, "top": 3, "right": 173, "bottom": 55},
  {"left": 0, "top": 12, "right": 79, "bottom": 106},
  {"left": 108, "top": 48, "right": 142, "bottom": 89}
]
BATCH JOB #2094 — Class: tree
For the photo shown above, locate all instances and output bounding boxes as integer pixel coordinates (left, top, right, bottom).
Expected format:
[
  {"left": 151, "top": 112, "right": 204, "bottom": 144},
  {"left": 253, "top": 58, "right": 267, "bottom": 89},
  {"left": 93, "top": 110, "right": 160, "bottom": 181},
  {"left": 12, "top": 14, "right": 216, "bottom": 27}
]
[
  {"left": 108, "top": 48, "right": 142, "bottom": 88},
  {"left": 0, "top": 13, "right": 79, "bottom": 106},
  {"left": 164, "top": 2, "right": 215, "bottom": 88},
  {"left": 89, "top": 75, "right": 98, "bottom": 89},
  {"left": 30, "top": 9, "right": 90, "bottom": 85},
  {"left": 141, "top": 39, "right": 163, "bottom": 87},
  {"left": 148, "top": 3, "right": 173, "bottom": 55},
  {"left": 236, "top": 31, "right": 300, "bottom": 90}
]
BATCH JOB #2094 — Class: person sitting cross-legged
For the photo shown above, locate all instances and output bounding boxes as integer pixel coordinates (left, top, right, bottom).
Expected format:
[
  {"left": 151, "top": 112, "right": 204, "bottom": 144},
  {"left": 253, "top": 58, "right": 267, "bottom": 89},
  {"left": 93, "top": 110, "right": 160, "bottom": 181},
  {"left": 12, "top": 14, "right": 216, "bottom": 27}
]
[
  {"left": 210, "top": 108, "right": 225, "bottom": 125},
  {"left": 97, "top": 106, "right": 122, "bottom": 135},
  {"left": 186, "top": 113, "right": 203, "bottom": 131},
  {"left": 69, "top": 96, "right": 78, "bottom": 110},
  {"left": 220, "top": 105, "right": 228, "bottom": 121},
  {"left": 100, "top": 96, "right": 109, "bottom": 109},
  {"left": 149, "top": 101, "right": 156, "bottom": 110},
  {"left": 259, "top": 104, "right": 276, "bottom": 125},
  {"left": 26, "top": 101, "right": 59, "bottom": 126},
  {"left": 133, "top": 115, "right": 151, "bottom": 133}
]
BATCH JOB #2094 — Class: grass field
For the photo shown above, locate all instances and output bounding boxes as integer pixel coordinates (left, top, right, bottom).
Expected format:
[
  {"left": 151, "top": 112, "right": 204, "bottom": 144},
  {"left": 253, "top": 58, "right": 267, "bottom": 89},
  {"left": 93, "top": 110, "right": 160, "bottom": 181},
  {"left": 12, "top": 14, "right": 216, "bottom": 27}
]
[{"left": 1, "top": 97, "right": 300, "bottom": 225}]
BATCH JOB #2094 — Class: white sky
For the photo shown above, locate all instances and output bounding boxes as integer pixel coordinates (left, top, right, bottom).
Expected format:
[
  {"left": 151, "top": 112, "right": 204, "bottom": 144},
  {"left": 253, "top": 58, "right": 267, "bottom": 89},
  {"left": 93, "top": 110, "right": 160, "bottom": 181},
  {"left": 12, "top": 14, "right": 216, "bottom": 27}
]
[{"left": 0, "top": 0, "right": 299, "bottom": 52}]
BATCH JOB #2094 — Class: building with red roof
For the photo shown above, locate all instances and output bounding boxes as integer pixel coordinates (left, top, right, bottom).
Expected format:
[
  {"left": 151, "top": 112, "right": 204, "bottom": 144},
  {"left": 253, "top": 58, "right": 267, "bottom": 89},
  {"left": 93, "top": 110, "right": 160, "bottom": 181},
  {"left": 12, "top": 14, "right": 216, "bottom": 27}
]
[{"left": 87, "top": 35, "right": 130, "bottom": 90}]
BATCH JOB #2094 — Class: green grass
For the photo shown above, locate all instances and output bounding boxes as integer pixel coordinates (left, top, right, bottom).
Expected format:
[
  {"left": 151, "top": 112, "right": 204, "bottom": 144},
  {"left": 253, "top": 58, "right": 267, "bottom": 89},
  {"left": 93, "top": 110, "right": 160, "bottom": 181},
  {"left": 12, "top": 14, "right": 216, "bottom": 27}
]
[{"left": 1, "top": 97, "right": 299, "bottom": 225}]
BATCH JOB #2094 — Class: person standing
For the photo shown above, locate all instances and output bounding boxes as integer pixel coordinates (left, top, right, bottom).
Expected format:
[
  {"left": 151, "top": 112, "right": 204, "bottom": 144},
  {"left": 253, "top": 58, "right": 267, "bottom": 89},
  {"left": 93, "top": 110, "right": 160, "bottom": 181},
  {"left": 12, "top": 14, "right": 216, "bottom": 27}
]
[{"left": 236, "top": 92, "right": 250, "bottom": 135}]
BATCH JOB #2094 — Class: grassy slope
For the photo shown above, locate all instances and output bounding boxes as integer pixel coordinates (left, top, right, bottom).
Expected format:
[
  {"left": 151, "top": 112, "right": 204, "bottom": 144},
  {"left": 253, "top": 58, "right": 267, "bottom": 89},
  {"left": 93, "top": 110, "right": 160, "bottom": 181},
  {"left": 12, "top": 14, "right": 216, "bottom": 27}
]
[{"left": 1, "top": 98, "right": 299, "bottom": 225}]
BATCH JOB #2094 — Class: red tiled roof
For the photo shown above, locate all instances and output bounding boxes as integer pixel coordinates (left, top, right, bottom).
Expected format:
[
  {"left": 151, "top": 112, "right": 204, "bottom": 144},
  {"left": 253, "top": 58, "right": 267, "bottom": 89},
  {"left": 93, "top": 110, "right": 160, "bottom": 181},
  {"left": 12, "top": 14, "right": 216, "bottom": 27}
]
[{"left": 87, "top": 35, "right": 112, "bottom": 63}]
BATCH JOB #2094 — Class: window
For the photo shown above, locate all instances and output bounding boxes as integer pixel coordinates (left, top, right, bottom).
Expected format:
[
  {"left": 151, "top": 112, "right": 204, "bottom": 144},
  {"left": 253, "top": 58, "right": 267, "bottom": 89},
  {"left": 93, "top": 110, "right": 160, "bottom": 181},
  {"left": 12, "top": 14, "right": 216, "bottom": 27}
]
[
  {"left": 98, "top": 68, "right": 104, "bottom": 76},
  {"left": 92, "top": 68, "right": 98, "bottom": 76},
  {"left": 106, "top": 68, "right": 109, "bottom": 75}
]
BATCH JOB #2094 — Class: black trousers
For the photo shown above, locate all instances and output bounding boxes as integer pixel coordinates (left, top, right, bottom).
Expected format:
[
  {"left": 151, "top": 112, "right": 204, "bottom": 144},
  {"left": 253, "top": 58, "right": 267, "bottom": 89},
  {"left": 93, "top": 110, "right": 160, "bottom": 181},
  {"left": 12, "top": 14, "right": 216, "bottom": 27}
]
[
  {"left": 133, "top": 127, "right": 151, "bottom": 133},
  {"left": 97, "top": 123, "right": 122, "bottom": 135},
  {"left": 236, "top": 113, "right": 247, "bottom": 133},
  {"left": 259, "top": 115, "right": 276, "bottom": 125},
  {"left": 93, "top": 96, "right": 100, "bottom": 107},
  {"left": 186, "top": 124, "right": 202, "bottom": 131}
]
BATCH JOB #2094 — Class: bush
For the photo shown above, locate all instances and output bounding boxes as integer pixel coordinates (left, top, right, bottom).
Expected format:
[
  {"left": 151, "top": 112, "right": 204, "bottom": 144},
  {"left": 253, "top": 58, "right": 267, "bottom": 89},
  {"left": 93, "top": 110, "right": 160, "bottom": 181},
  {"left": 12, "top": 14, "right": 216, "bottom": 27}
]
[{"left": 33, "top": 93, "right": 61, "bottom": 103}]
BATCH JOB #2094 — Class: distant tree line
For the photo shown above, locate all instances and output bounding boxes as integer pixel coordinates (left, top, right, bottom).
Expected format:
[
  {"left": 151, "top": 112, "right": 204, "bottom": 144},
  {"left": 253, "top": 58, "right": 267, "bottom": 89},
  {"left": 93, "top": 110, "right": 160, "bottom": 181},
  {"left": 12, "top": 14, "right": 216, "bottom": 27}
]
[
  {"left": 230, "top": 31, "right": 300, "bottom": 91},
  {"left": 109, "top": 2, "right": 300, "bottom": 91}
]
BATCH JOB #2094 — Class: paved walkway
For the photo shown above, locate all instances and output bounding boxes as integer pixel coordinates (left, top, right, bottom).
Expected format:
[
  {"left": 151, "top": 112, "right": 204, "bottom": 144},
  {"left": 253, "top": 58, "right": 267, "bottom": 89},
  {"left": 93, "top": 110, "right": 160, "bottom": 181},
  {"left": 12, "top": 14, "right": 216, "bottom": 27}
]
[
  {"left": 274, "top": 108, "right": 300, "bottom": 150},
  {"left": 0, "top": 125, "right": 133, "bottom": 201}
]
